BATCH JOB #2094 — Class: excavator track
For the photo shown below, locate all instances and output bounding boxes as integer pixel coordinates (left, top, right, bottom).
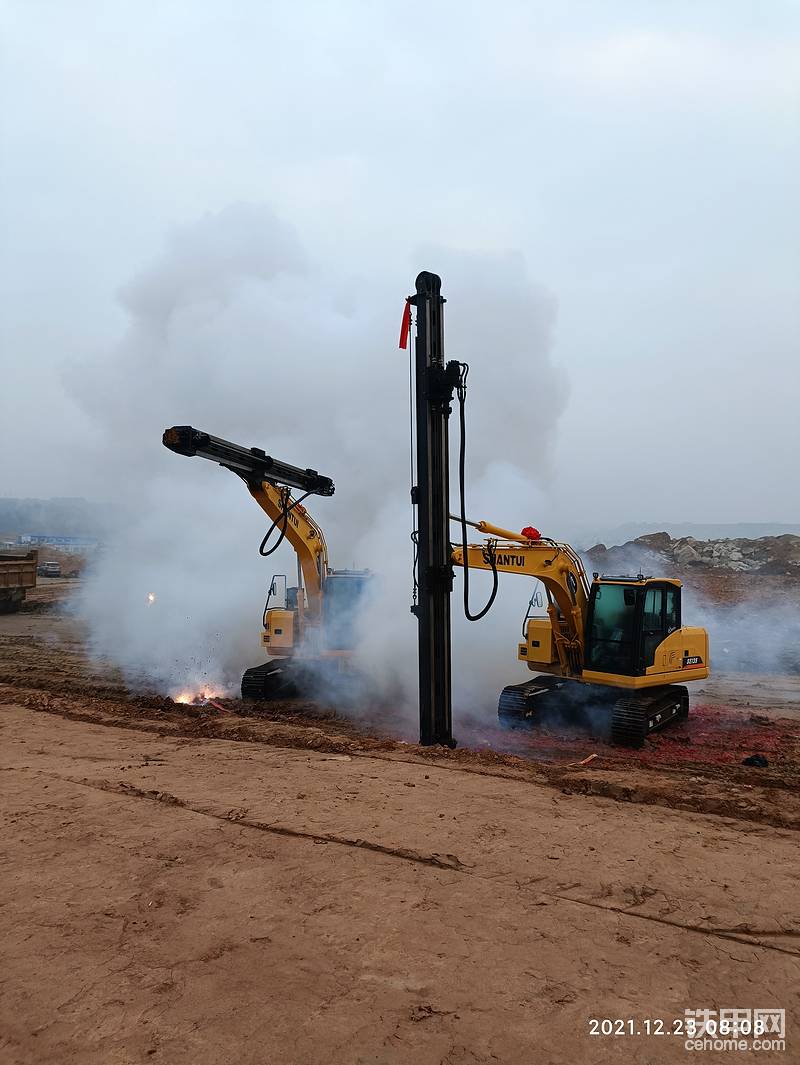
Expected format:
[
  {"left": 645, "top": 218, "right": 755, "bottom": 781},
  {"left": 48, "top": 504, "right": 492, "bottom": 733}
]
[
  {"left": 498, "top": 676, "right": 689, "bottom": 748},
  {"left": 241, "top": 662, "right": 301, "bottom": 700},
  {"left": 609, "top": 685, "right": 689, "bottom": 749},
  {"left": 241, "top": 659, "right": 362, "bottom": 703},
  {"left": 497, "top": 676, "right": 569, "bottom": 727}
]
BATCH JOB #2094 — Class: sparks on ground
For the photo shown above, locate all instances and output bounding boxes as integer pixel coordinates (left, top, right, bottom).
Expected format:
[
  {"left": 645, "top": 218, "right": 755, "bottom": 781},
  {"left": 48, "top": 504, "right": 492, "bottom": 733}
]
[{"left": 173, "top": 688, "right": 224, "bottom": 705}]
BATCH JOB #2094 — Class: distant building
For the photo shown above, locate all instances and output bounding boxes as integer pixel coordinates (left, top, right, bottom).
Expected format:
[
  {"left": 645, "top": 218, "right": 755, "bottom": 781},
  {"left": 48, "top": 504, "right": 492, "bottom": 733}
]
[{"left": 17, "top": 535, "right": 99, "bottom": 554}]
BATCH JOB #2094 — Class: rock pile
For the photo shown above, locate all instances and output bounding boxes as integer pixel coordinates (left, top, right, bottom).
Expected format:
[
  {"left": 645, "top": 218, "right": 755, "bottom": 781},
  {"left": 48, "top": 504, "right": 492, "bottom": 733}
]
[{"left": 586, "top": 532, "right": 800, "bottom": 576}]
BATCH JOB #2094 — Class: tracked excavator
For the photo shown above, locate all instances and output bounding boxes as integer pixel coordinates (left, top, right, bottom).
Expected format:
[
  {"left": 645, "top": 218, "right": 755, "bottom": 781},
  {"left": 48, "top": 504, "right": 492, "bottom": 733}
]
[
  {"left": 450, "top": 520, "right": 709, "bottom": 746},
  {"left": 163, "top": 426, "right": 370, "bottom": 700},
  {"left": 406, "top": 269, "right": 710, "bottom": 748}
]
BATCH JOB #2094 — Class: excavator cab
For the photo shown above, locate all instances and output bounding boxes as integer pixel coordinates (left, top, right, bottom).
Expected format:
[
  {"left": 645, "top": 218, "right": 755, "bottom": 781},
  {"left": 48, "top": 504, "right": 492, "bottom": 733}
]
[
  {"left": 321, "top": 571, "right": 371, "bottom": 651},
  {"left": 263, "top": 574, "right": 299, "bottom": 615},
  {"left": 582, "top": 576, "right": 707, "bottom": 683},
  {"left": 261, "top": 569, "right": 370, "bottom": 656},
  {"left": 584, "top": 578, "right": 678, "bottom": 675}
]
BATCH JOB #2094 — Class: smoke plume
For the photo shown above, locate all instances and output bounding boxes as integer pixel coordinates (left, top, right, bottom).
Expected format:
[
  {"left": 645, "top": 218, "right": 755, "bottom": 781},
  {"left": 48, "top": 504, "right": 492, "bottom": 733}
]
[{"left": 69, "top": 203, "right": 568, "bottom": 725}]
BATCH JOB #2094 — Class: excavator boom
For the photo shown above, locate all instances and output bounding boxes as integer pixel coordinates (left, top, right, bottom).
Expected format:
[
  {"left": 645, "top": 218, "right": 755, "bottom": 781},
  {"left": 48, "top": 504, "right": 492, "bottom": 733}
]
[{"left": 451, "top": 537, "right": 590, "bottom": 678}]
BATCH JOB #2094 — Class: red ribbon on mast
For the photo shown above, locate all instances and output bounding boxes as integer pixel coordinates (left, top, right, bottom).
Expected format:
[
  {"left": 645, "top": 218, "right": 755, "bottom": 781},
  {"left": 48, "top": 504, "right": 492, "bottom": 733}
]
[{"left": 398, "top": 298, "right": 411, "bottom": 350}]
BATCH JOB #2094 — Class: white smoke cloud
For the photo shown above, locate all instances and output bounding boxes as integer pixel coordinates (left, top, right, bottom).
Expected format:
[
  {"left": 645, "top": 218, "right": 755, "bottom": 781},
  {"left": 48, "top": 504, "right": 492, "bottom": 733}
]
[{"left": 68, "top": 203, "right": 568, "bottom": 726}]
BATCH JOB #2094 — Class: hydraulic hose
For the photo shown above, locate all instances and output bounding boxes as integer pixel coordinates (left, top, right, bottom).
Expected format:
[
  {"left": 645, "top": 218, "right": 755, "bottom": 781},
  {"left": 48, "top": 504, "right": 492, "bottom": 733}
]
[
  {"left": 258, "top": 490, "right": 312, "bottom": 558},
  {"left": 456, "top": 363, "right": 498, "bottom": 621}
]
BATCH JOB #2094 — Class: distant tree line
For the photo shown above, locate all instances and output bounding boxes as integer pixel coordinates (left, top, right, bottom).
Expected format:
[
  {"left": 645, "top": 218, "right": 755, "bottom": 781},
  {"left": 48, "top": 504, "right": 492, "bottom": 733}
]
[{"left": 0, "top": 498, "right": 124, "bottom": 538}]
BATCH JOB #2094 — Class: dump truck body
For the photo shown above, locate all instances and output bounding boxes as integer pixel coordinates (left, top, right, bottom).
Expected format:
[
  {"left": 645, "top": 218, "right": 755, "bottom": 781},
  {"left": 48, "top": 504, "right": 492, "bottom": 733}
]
[{"left": 0, "top": 550, "right": 38, "bottom": 613}]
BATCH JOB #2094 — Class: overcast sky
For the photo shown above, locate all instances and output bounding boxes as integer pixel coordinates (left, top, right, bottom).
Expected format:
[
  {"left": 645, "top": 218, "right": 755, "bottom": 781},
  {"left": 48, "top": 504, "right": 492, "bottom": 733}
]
[{"left": 2, "top": 0, "right": 799, "bottom": 533}]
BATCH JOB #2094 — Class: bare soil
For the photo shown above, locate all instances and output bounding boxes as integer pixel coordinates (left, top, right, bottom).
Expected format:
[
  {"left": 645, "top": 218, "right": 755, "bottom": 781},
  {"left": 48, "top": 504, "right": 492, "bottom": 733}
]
[{"left": 1, "top": 582, "right": 798, "bottom": 1064}]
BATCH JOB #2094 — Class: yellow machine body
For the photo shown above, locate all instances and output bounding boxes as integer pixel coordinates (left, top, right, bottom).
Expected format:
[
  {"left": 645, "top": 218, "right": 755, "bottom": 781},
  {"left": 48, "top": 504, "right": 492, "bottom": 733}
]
[
  {"left": 519, "top": 617, "right": 557, "bottom": 666},
  {"left": 522, "top": 614, "right": 710, "bottom": 688},
  {"left": 261, "top": 608, "right": 295, "bottom": 654},
  {"left": 451, "top": 536, "right": 710, "bottom": 692},
  {"left": 580, "top": 625, "right": 709, "bottom": 687}
]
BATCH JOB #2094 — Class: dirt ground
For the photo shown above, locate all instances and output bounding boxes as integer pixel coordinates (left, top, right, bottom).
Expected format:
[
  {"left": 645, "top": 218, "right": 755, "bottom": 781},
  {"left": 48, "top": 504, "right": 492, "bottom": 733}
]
[{"left": 1, "top": 582, "right": 798, "bottom": 1064}]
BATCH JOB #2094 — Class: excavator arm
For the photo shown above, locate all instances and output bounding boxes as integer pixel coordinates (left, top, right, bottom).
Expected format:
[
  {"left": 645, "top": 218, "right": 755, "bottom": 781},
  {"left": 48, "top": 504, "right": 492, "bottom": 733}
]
[
  {"left": 163, "top": 425, "right": 334, "bottom": 624},
  {"left": 450, "top": 522, "right": 591, "bottom": 677},
  {"left": 245, "top": 480, "right": 329, "bottom": 622}
]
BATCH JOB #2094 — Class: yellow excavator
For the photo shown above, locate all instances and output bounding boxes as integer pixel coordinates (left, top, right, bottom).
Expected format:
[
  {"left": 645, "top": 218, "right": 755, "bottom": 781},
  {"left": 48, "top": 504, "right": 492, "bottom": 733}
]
[
  {"left": 403, "top": 268, "right": 710, "bottom": 748},
  {"left": 163, "top": 426, "right": 370, "bottom": 699},
  {"left": 450, "top": 518, "right": 709, "bottom": 746}
]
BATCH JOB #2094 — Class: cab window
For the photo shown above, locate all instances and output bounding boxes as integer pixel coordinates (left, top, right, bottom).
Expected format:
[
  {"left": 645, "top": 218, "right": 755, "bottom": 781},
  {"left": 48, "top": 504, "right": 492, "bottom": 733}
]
[
  {"left": 586, "top": 584, "right": 637, "bottom": 674},
  {"left": 665, "top": 587, "right": 679, "bottom": 634},
  {"left": 642, "top": 586, "right": 665, "bottom": 665}
]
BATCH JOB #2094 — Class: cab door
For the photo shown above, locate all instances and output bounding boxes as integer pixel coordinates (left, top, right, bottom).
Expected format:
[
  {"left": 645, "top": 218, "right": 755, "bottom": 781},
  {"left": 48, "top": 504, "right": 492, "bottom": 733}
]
[
  {"left": 584, "top": 583, "right": 638, "bottom": 676},
  {"left": 640, "top": 585, "right": 665, "bottom": 669},
  {"left": 639, "top": 583, "right": 681, "bottom": 672}
]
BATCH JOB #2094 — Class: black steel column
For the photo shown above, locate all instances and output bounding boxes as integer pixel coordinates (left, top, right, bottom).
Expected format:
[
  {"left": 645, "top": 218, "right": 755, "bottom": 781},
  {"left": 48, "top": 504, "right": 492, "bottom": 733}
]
[{"left": 411, "top": 271, "right": 458, "bottom": 747}]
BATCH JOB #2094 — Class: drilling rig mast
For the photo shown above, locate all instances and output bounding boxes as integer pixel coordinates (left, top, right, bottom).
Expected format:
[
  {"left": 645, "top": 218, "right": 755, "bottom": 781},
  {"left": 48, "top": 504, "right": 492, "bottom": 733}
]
[{"left": 409, "top": 272, "right": 461, "bottom": 747}]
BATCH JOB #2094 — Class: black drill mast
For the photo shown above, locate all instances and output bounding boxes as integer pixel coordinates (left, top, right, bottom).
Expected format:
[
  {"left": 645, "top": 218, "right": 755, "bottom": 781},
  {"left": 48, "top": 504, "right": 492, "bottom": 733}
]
[
  {"left": 162, "top": 426, "right": 335, "bottom": 496},
  {"left": 410, "top": 272, "right": 461, "bottom": 747}
]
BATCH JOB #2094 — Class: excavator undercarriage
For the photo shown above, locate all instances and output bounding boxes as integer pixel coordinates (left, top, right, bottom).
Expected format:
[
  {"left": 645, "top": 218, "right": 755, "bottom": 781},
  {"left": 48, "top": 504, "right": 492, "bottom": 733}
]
[
  {"left": 497, "top": 676, "right": 690, "bottom": 749},
  {"left": 240, "top": 655, "right": 366, "bottom": 703},
  {"left": 241, "top": 661, "right": 302, "bottom": 701}
]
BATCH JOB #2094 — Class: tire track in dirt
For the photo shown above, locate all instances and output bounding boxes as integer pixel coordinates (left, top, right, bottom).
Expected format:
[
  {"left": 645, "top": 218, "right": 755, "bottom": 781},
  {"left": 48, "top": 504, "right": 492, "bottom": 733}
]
[
  {"left": 549, "top": 894, "right": 800, "bottom": 958},
  {"left": 18, "top": 766, "right": 799, "bottom": 961},
  {"left": 45, "top": 772, "right": 470, "bottom": 873},
  {"left": 5, "top": 684, "right": 800, "bottom": 832}
]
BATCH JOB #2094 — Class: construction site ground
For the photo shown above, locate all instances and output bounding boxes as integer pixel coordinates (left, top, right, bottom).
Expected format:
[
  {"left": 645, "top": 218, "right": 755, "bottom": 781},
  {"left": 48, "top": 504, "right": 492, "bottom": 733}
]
[{"left": 2, "top": 581, "right": 798, "bottom": 1064}]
